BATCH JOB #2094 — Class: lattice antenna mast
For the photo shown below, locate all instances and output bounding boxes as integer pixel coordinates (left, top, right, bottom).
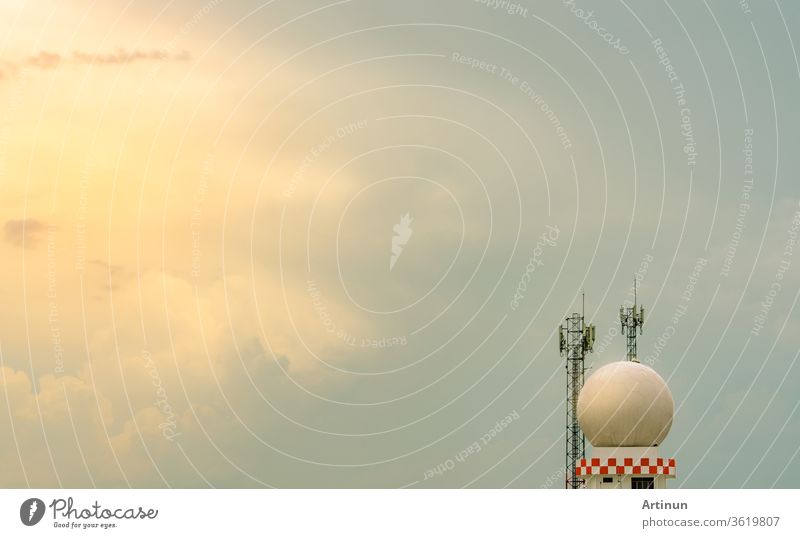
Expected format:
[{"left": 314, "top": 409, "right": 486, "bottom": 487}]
[
  {"left": 620, "top": 277, "right": 645, "bottom": 362},
  {"left": 559, "top": 292, "right": 595, "bottom": 489}
]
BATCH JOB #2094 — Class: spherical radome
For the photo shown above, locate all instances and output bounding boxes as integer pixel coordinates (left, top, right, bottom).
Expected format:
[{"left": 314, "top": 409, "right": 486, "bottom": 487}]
[{"left": 577, "top": 361, "right": 673, "bottom": 447}]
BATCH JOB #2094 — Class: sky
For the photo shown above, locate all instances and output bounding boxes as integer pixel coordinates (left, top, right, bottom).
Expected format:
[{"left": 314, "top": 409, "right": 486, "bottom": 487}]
[{"left": 0, "top": 0, "right": 799, "bottom": 488}]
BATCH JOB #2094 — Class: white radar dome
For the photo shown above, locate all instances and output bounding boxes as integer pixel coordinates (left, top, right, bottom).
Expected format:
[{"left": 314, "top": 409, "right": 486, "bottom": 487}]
[{"left": 577, "top": 361, "right": 673, "bottom": 447}]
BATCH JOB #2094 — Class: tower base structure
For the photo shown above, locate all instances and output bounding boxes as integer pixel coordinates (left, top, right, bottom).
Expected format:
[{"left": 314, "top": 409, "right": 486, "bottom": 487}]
[{"left": 576, "top": 447, "right": 675, "bottom": 489}]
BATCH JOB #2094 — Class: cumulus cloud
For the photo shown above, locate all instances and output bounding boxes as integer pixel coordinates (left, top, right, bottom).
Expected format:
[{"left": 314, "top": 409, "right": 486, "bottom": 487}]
[
  {"left": 0, "top": 266, "right": 324, "bottom": 487},
  {"left": 0, "top": 365, "right": 196, "bottom": 487}
]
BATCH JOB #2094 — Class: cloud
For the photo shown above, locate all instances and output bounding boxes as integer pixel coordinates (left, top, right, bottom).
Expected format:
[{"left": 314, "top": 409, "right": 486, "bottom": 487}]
[
  {"left": 26, "top": 51, "right": 61, "bottom": 69},
  {"left": 72, "top": 49, "right": 190, "bottom": 65},
  {"left": 0, "top": 49, "right": 190, "bottom": 83},
  {"left": 0, "top": 61, "right": 18, "bottom": 79},
  {"left": 0, "top": 265, "right": 319, "bottom": 487},
  {"left": 88, "top": 259, "right": 133, "bottom": 294},
  {"left": 3, "top": 219, "right": 49, "bottom": 248},
  {"left": 0, "top": 365, "right": 189, "bottom": 487}
]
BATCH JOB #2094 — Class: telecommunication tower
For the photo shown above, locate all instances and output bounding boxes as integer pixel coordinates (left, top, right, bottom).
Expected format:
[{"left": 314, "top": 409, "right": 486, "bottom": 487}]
[
  {"left": 559, "top": 294, "right": 595, "bottom": 489},
  {"left": 620, "top": 279, "right": 645, "bottom": 362}
]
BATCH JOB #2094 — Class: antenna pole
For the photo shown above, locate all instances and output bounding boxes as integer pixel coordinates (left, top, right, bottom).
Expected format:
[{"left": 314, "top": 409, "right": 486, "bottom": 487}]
[
  {"left": 620, "top": 277, "right": 644, "bottom": 362},
  {"left": 582, "top": 290, "right": 585, "bottom": 319},
  {"left": 560, "top": 295, "right": 595, "bottom": 489}
]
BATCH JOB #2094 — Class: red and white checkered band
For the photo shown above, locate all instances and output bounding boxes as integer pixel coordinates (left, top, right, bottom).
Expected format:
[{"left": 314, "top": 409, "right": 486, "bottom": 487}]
[{"left": 575, "top": 457, "right": 676, "bottom": 477}]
